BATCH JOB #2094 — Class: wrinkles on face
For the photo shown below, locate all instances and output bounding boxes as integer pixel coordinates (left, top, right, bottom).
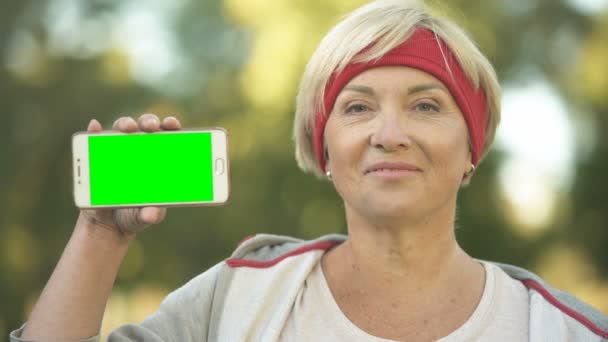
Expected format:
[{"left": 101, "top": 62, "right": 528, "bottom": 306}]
[
  {"left": 332, "top": 87, "right": 463, "bottom": 135},
  {"left": 324, "top": 66, "right": 471, "bottom": 224},
  {"left": 407, "top": 109, "right": 461, "bottom": 128}
]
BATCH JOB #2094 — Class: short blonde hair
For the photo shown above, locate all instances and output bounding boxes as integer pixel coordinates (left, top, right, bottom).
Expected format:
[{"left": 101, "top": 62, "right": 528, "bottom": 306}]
[{"left": 293, "top": 0, "right": 501, "bottom": 178}]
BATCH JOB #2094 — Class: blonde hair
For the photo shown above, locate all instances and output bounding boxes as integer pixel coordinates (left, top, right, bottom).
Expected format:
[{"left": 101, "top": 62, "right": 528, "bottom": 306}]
[{"left": 293, "top": 0, "right": 501, "bottom": 178}]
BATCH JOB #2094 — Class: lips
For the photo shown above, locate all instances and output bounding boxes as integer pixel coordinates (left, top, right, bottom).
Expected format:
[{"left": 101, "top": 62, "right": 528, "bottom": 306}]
[{"left": 365, "top": 162, "right": 421, "bottom": 174}]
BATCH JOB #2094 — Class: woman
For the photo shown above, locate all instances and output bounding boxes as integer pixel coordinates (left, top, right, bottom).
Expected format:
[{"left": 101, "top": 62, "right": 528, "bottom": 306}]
[{"left": 12, "top": 0, "right": 608, "bottom": 341}]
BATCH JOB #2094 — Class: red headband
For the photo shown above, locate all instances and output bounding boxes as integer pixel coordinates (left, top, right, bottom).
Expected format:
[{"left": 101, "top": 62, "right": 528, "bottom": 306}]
[{"left": 313, "top": 28, "right": 488, "bottom": 172}]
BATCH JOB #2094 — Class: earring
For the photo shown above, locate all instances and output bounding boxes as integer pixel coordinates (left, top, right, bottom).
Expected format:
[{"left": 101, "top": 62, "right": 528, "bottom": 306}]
[
  {"left": 326, "top": 170, "right": 332, "bottom": 180},
  {"left": 465, "top": 164, "right": 476, "bottom": 177}
]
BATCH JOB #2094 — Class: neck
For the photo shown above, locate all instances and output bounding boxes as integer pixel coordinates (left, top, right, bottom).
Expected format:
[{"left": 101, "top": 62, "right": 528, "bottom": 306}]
[
  {"left": 320, "top": 200, "right": 486, "bottom": 340},
  {"left": 324, "top": 199, "right": 480, "bottom": 297}
]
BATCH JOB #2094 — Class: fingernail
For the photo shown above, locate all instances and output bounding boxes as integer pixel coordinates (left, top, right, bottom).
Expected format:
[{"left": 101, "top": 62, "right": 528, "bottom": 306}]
[
  {"left": 147, "top": 118, "right": 160, "bottom": 126},
  {"left": 88, "top": 119, "right": 100, "bottom": 130}
]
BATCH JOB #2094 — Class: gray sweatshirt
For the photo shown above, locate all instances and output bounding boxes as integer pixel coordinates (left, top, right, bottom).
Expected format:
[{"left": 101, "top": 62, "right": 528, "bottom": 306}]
[{"left": 11, "top": 234, "right": 608, "bottom": 341}]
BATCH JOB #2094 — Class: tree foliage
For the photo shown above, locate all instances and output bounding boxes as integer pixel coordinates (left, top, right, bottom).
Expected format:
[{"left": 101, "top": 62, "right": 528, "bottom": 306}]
[{"left": 1, "top": 0, "right": 606, "bottom": 336}]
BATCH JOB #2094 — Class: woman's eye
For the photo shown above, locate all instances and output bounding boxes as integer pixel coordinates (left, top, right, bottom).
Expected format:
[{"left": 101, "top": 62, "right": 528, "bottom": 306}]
[
  {"left": 415, "top": 102, "right": 439, "bottom": 112},
  {"left": 346, "top": 104, "right": 369, "bottom": 113}
]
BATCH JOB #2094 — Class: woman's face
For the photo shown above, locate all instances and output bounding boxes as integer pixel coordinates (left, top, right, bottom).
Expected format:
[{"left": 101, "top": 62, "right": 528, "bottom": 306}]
[{"left": 324, "top": 66, "right": 471, "bottom": 223}]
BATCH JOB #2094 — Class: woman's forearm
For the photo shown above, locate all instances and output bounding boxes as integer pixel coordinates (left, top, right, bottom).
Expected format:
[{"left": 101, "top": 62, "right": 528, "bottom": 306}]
[{"left": 21, "top": 214, "right": 132, "bottom": 340}]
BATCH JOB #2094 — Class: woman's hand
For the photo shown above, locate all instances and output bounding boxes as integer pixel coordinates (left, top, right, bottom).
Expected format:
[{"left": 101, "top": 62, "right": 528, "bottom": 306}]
[
  {"left": 79, "top": 113, "right": 182, "bottom": 239},
  {"left": 20, "top": 113, "right": 184, "bottom": 340}
]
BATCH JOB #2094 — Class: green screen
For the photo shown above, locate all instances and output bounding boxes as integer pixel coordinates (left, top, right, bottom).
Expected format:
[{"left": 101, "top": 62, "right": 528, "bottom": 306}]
[{"left": 88, "top": 132, "right": 214, "bottom": 205}]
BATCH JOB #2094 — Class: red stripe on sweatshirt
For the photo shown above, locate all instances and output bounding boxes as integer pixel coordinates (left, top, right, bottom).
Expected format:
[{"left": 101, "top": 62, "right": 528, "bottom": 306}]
[
  {"left": 522, "top": 278, "right": 608, "bottom": 338},
  {"left": 226, "top": 240, "right": 340, "bottom": 268}
]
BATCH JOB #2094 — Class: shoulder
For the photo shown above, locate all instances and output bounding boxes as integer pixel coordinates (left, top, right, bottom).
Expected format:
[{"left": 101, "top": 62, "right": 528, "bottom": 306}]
[
  {"left": 162, "top": 233, "right": 346, "bottom": 299},
  {"left": 124, "top": 234, "right": 346, "bottom": 341},
  {"left": 204, "top": 234, "right": 347, "bottom": 340},
  {"left": 225, "top": 233, "right": 346, "bottom": 268},
  {"left": 490, "top": 261, "right": 608, "bottom": 340}
]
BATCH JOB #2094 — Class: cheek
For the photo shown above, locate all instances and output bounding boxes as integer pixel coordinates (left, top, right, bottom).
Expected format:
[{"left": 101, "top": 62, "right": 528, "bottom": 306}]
[
  {"left": 324, "top": 120, "right": 364, "bottom": 171},
  {"left": 327, "top": 142, "right": 361, "bottom": 187},
  {"left": 419, "top": 127, "right": 469, "bottom": 178},
  {"left": 324, "top": 122, "right": 367, "bottom": 195}
]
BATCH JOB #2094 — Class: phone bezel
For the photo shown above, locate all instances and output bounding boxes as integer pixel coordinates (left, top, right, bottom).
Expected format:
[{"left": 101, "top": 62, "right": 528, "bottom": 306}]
[{"left": 72, "top": 128, "right": 230, "bottom": 208}]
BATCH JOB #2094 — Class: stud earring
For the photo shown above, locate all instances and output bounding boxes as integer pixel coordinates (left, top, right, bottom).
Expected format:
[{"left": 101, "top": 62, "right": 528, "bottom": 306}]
[
  {"left": 465, "top": 164, "right": 476, "bottom": 177},
  {"left": 326, "top": 170, "right": 332, "bottom": 180}
]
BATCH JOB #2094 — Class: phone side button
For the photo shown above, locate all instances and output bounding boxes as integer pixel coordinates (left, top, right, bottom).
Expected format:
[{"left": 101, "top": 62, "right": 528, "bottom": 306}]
[{"left": 215, "top": 158, "right": 225, "bottom": 175}]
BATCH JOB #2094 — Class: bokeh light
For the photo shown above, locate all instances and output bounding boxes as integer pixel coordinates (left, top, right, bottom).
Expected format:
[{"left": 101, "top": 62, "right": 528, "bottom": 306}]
[{"left": 2, "top": 0, "right": 607, "bottom": 338}]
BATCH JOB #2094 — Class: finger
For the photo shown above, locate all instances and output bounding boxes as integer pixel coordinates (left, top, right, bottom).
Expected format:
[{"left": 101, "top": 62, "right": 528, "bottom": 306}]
[
  {"left": 157, "top": 207, "right": 167, "bottom": 222},
  {"left": 137, "top": 113, "right": 161, "bottom": 132},
  {"left": 161, "top": 116, "right": 182, "bottom": 131},
  {"left": 112, "top": 117, "right": 138, "bottom": 133},
  {"left": 114, "top": 208, "right": 148, "bottom": 235},
  {"left": 87, "top": 119, "right": 103, "bottom": 133},
  {"left": 139, "top": 207, "right": 166, "bottom": 225}
]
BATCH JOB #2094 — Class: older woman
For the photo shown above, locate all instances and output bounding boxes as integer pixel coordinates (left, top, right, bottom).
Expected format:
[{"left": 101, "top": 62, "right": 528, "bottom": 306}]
[{"left": 12, "top": 0, "right": 608, "bottom": 341}]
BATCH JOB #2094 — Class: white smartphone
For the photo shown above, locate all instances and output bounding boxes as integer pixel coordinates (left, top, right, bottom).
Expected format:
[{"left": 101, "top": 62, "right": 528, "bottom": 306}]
[{"left": 72, "top": 128, "right": 229, "bottom": 208}]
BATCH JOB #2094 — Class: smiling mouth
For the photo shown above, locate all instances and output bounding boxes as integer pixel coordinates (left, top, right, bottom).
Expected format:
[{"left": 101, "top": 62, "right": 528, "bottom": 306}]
[
  {"left": 365, "top": 162, "right": 421, "bottom": 175},
  {"left": 366, "top": 168, "right": 419, "bottom": 174},
  {"left": 368, "top": 168, "right": 415, "bottom": 173}
]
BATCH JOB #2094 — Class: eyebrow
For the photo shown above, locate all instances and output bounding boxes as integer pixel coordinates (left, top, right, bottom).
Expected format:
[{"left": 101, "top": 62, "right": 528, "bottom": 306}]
[
  {"left": 407, "top": 83, "right": 449, "bottom": 95},
  {"left": 342, "top": 85, "right": 375, "bottom": 95},
  {"left": 341, "top": 83, "right": 449, "bottom": 96}
]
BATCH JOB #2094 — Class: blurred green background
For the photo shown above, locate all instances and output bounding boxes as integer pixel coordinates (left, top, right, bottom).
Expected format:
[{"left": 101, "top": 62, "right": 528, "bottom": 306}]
[{"left": 1, "top": 0, "right": 607, "bottom": 337}]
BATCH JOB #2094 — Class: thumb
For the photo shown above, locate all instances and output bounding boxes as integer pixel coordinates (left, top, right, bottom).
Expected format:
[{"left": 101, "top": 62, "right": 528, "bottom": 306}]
[{"left": 113, "top": 208, "right": 151, "bottom": 235}]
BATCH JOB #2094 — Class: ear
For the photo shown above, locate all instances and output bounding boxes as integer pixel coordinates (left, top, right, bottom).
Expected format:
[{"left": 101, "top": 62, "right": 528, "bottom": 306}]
[
  {"left": 461, "top": 150, "right": 474, "bottom": 184},
  {"left": 323, "top": 144, "right": 332, "bottom": 174},
  {"left": 324, "top": 142, "right": 331, "bottom": 161}
]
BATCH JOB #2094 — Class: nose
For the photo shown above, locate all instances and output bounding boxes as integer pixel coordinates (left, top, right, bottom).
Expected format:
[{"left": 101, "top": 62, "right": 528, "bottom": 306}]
[{"left": 369, "top": 110, "right": 412, "bottom": 152}]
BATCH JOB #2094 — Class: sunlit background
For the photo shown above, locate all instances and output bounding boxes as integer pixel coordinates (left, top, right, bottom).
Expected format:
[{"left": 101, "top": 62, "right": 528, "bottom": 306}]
[{"left": 1, "top": 0, "right": 607, "bottom": 338}]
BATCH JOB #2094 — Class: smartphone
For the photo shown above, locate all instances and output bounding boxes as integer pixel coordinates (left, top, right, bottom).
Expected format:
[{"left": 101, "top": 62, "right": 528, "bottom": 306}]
[{"left": 72, "top": 128, "right": 229, "bottom": 208}]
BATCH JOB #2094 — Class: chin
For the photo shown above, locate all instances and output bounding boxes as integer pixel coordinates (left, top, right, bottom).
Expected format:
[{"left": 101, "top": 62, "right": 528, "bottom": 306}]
[
  {"left": 340, "top": 185, "right": 427, "bottom": 222},
  {"left": 361, "top": 198, "right": 418, "bottom": 221}
]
